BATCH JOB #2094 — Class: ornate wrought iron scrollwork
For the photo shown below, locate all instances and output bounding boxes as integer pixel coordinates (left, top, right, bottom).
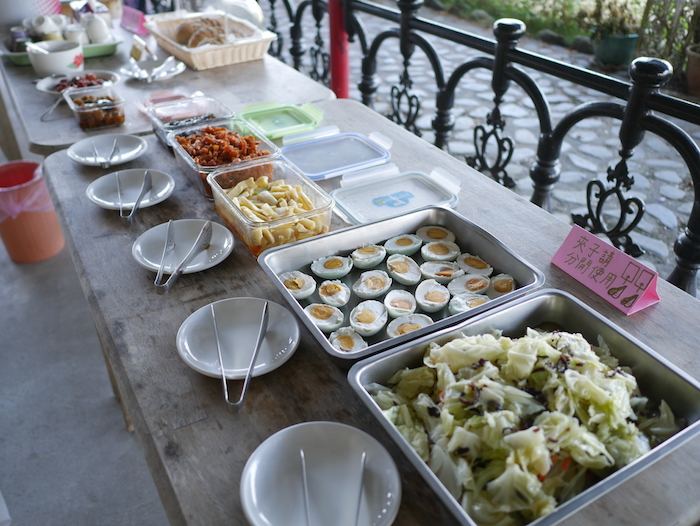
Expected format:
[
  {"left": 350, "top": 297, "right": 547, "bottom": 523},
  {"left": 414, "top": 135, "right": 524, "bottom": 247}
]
[
  {"left": 572, "top": 159, "right": 645, "bottom": 257},
  {"left": 465, "top": 106, "right": 515, "bottom": 188},
  {"left": 309, "top": 27, "right": 330, "bottom": 85},
  {"left": 387, "top": 69, "right": 421, "bottom": 136}
]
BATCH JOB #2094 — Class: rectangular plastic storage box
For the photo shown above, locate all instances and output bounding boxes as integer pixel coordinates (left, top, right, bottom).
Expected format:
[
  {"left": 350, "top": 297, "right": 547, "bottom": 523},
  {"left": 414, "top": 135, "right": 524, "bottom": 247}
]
[
  {"left": 63, "top": 84, "right": 125, "bottom": 131},
  {"left": 146, "top": 95, "right": 234, "bottom": 145},
  {"left": 168, "top": 117, "right": 279, "bottom": 199},
  {"left": 208, "top": 158, "right": 334, "bottom": 257}
]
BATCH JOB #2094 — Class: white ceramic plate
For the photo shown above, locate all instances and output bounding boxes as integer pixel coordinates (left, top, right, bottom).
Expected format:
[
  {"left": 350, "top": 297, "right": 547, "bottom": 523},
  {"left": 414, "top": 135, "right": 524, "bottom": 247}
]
[
  {"left": 85, "top": 169, "right": 175, "bottom": 210},
  {"left": 67, "top": 134, "right": 148, "bottom": 167},
  {"left": 119, "top": 58, "right": 186, "bottom": 82},
  {"left": 241, "top": 421, "right": 401, "bottom": 526},
  {"left": 176, "top": 297, "right": 299, "bottom": 379},
  {"left": 132, "top": 219, "right": 234, "bottom": 274},
  {"left": 35, "top": 70, "right": 121, "bottom": 98}
]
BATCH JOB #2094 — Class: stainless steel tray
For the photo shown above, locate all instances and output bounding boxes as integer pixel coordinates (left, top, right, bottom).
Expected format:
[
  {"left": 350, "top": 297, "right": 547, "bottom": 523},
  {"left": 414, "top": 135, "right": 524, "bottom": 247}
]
[
  {"left": 347, "top": 289, "right": 700, "bottom": 526},
  {"left": 258, "top": 206, "right": 545, "bottom": 365}
]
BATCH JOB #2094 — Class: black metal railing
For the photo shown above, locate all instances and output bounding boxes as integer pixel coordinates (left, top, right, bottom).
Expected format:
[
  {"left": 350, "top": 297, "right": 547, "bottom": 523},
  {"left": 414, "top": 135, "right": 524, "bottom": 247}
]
[{"left": 262, "top": 0, "right": 700, "bottom": 296}]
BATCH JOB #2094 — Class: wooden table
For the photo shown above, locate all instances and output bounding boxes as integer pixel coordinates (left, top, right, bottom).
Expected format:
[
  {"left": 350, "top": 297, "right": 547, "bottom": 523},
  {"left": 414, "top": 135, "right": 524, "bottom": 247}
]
[
  {"left": 0, "top": 28, "right": 334, "bottom": 156},
  {"left": 42, "top": 98, "right": 700, "bottom": 526}
]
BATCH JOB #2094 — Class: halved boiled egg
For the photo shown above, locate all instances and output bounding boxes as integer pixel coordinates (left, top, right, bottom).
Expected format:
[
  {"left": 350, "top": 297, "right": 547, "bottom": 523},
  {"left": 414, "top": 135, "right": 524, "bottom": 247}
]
[
  {"left": 329, "top": 327, "right": 368, "bottom": 353},
  {"left": 448, "top": 274, "right": 491, "bottom": 296},
  {"left": 352, "top": 269, "right": 392, "bottom": 299},
  {"left": 448, "top": 293, "right": 491, "bottom": 315},
  {"left": 318, "top": 280, "right": 351, "bottom": 307},
  {"left": 386, "top": 254, "right": 422, "bottom": 286},
  {"left": 420, "top": 260, "right": 465, "bottom": 284},
  {"left": 487, "top": 273, "right": 516, "bottom": 298},
  {"left": 279, "top": 270, "right": 316, "bottom": 300},
  {"left": 303, "top": 303, "right": 344, "bottom": 332},
  {"left": 384, "top": 289, "right": 417, "bottom": 318},
  {"left": 384, "top": 234, "right": 422, "bottom": 256},
  {"left": 421, "top": 241, "right": 461, "bottom": 261},
  {"left": 386, "top": 314, "right": 434, "bottom": 338},
  {"left": 349, "top": 300, "right": 388, "bottom": 337},
  {"left": 415, "top": 279, "right": 450, "bottom": 313},
  {"left": 415, "top": 225, "right": 456, "bottom": 244},
  {"left": 455, "top": 253, "right": 493, "bottom": 276},
  {"left": 310, "top": 255, "right": 353, "bottom": 279},
  {"left": 351, "top": 244, "right": 386, "bottom": 269}
]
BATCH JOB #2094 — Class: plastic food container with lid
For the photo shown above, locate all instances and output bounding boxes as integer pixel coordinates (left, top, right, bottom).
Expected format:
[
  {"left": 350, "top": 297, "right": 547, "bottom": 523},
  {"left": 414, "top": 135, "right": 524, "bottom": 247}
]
[
  {"left": 63, "top": 84, "right": 125, "bottom": 131},
  {"left": 238, "top": 101, "right": 323, "bottom": 140},
  {"left": 208, "top": 158, "right": 334, "bottom": 256},
  {"left": 168, "top": 117, "right": 280, "bottom": 199},
  {"left": 146, "top": 95, "right": 234, "bottom": 145},
  {"left": 280, "top": 126, "right": 392, "bottom": 180},
  {"left": 330, "top": 163, "right": 461, "bottom": 224}
]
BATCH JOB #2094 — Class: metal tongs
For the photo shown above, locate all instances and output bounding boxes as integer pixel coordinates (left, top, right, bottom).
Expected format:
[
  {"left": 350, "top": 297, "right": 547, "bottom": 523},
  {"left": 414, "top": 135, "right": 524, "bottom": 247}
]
[
  {"left": 154, "top": 220, "right": 213, "bottom": 294},
  {"left": 92, "top": 138, "right": 120, "bottom": 169},
  {"left": 300, "top": 448, "right": 366, "bottom": 525},
  {"left": 117, "top": 170, "right": 152, "bottom": 226},
  {"left": 212, "top": 300, "right": 269, "bottom": 412}
]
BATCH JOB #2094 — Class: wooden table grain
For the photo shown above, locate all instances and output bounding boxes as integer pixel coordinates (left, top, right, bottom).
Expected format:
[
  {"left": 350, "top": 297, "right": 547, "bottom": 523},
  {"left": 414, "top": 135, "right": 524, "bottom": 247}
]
[
  {"left": 0, "top": 28, "right": 335, "bottom": 156},
  {"left": 42, "top": 98, "right": 700, "bottom": 526}
]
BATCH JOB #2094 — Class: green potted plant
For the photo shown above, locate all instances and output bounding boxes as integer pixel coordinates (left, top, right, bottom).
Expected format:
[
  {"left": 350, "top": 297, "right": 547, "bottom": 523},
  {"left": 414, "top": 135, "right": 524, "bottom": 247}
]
[{"left": 576, "top": 0, "right": 642, "bottom": 66}]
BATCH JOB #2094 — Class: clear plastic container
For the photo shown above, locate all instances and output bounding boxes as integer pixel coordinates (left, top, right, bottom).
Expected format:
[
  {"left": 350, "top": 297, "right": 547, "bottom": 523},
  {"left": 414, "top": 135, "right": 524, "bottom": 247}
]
[
  {"left": 146, "top": 95, "right": 234, "bottom": 145},
  {"left": 238, "top": 101, "right": 322, "bottom": 140},
  {"left": 168, "top": 117, "right": 280, "bottom": 199},
  {"left": 63, "top": 84, "right": 125, "bottom": 131},
  {"left": 208, "top": 158, "right": 334, "bottom": 257},
  {"left": 280, "top": 129, "right": 391, "bottom": 180}
]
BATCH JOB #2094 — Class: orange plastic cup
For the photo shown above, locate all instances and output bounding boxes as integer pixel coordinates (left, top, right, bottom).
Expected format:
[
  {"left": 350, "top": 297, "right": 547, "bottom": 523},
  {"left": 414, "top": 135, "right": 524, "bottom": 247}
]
[{"left": 0, "top": 161, "right": 65, "bottom": 263}]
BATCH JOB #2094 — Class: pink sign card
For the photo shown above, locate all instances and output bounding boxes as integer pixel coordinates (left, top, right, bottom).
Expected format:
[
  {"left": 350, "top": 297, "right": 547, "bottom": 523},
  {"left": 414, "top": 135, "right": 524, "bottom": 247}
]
[{"left": 551, "top": 225, "right": 660, "bottom": 315}]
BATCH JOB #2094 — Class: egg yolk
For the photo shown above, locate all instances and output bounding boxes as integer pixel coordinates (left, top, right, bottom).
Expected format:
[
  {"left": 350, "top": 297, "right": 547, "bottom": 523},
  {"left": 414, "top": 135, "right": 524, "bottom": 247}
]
[
  {"left": 466, "top": 297, "right": 488, "bottom": 307},
  {"left": 429, "top": 244, "right": 450, "bottom": 256},
  {"left": 284, "top": 276, "right": 306, "bottom": 290},
  {"left": 388, "top": 260, "right": 409, "bottom": 274},
  {"left": 324, "top": 258, "right": 344, "bottom": 269},
  {"left": 311, "top": 305, "right": 335, "bottom": 320},
  {"left": 395, "top": 237, "right": 415, "bottom": 246},
  {"left": 425, "top": 290, "right": 447, "bottom": 303},
  {"left": 356, "top": 309, "right": 377, "bottom": 324},
  {"left": 426, "top": 227, "right": 448, "bottom": 239},
  {"left": 435, "top": 266, "right": 457, "bottom": 277},
  {"left": 494, "top": 278, "right": 514, "bottom": 292},
  {"left": 396, "top": 323, "right": 421, "bottom": 335},
  {"left": 321, "top": 283, "right": 343, "bottom": 296},
  {"left": 391, "top": 298, "right": 413, "bottom": 310},
  {"left": 466, "top": 277, "right": 488, "bottom": 291},
  {"left": 463, "top": 256, "right": 488, "bottom": 269},
  {"left": 357, "top": 246, "right": 378, "bottom": 255},
  {"left": 365, "top": 276, "right": 387, "bottom": 290},
  {"left": 336, "top": 335, "right": 355, "bottom": 350}
]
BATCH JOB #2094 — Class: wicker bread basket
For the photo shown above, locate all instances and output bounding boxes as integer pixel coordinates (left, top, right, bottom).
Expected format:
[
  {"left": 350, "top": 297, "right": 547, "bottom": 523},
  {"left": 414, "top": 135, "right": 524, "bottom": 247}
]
[{"left": 144, "top": 11, "right": 276, "bottom": 71}]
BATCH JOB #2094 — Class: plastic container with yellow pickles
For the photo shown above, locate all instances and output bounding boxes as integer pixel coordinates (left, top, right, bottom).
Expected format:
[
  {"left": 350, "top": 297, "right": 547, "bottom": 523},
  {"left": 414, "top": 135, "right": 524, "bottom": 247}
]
[{"left": 207, "top": 158, "right": 334, "bottom": 257}]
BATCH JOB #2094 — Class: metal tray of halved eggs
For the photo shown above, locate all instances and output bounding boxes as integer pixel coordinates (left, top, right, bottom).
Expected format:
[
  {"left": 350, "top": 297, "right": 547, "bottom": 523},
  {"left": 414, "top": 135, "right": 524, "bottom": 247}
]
[{"left": 258, "top": 207, "right": 546, "bottom": 365}]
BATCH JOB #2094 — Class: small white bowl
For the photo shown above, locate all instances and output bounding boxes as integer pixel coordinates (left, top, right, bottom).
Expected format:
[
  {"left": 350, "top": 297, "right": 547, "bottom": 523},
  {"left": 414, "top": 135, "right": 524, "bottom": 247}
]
[
  {"left": 241, "top": 421, "right": 401, "bottom": 526},
  {"left": 27, "top": 40, "right": 83, "bottom": 78}
]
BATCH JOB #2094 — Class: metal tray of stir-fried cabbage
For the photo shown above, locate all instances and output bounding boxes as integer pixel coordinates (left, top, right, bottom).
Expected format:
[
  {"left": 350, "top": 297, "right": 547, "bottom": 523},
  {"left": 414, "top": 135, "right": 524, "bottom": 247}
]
[{"left": 348, "top": 289, "right": 700, "bottom": 526}]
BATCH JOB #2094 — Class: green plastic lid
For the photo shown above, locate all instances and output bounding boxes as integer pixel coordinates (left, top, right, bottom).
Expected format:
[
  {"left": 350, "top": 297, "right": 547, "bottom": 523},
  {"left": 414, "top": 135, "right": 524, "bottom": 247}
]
[{"left": 238, "top": 101, "right": 323, "bottom": 140}]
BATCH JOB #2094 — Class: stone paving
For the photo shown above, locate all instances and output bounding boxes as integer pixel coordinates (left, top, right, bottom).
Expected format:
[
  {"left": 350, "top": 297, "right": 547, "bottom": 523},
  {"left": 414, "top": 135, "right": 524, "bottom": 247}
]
[{"left": 289, "top": 1, "right": 700, "bottom": 294}]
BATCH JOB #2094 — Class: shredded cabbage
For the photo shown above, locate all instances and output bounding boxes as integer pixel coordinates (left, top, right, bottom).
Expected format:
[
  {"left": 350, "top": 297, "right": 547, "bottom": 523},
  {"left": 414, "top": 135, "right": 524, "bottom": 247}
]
[{"left": 371, "top": 328, "right": 683, "bottom": 525}]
